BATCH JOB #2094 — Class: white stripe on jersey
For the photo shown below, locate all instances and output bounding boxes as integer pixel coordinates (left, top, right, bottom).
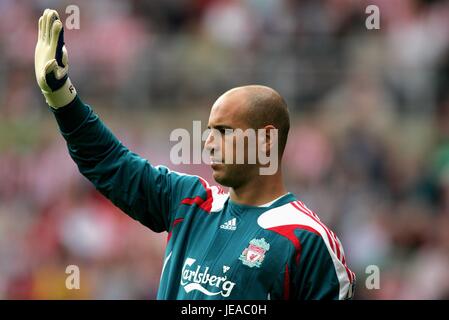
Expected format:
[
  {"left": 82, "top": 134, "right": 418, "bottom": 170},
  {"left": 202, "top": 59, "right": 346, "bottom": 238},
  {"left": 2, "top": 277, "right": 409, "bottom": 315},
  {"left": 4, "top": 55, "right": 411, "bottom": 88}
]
[{"left": 257, "top": 202, "right": 353, "bottom": 300}]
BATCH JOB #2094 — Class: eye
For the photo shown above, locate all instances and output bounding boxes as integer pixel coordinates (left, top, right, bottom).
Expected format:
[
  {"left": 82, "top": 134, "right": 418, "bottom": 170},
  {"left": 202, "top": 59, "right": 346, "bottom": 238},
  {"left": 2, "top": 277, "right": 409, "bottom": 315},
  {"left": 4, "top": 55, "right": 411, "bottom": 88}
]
[
  {"left": 212, "top": 127, "right": 233, "bottom": 136},
  {"left": 223, "top": 128, "right": 234, "bottom": 135},
  {"left": 213, "top": 128, "right": 226, "bottom": 135}
]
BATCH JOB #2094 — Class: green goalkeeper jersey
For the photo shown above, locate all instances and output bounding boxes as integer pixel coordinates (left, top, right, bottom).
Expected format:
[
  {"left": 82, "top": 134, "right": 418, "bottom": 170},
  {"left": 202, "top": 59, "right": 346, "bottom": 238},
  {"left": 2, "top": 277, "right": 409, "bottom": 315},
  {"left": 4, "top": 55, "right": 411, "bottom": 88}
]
[{"left": 51, "top": 96, "right": 355, "bottom": 300}]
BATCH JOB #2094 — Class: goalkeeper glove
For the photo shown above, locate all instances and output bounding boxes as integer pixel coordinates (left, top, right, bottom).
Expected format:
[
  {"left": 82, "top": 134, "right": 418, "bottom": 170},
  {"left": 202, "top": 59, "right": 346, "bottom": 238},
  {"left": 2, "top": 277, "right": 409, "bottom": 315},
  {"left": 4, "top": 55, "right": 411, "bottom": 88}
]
[{"left": 35, "top": 9, "right": 77, "bottom": 108}]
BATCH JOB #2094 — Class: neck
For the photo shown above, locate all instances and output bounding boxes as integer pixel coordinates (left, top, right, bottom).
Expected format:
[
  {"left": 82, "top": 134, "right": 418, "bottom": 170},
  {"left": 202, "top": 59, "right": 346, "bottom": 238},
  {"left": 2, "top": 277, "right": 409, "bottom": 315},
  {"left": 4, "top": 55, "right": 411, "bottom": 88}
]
[{"left": 229, "top": 169, "right": 287, "bottom": 206}]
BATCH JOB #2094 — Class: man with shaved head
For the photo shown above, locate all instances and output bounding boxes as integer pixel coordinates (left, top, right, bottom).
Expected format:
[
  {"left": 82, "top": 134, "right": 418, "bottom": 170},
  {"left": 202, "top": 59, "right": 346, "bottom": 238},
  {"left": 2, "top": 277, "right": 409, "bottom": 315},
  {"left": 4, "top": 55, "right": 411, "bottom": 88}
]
[
  {"left": 205, "top": 85, "right": 290, "bottom": 201},
  {"left": 35, "top": 9, "right": 355, "bottom": 300}
]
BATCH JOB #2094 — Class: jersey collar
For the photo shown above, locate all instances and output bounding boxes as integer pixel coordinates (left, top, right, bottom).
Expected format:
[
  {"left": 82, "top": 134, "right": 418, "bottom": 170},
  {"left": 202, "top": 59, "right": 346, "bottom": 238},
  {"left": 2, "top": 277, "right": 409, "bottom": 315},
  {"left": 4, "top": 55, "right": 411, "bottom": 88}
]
[{"left": 227, "top": 192, "right": 297, "bottom": 211}]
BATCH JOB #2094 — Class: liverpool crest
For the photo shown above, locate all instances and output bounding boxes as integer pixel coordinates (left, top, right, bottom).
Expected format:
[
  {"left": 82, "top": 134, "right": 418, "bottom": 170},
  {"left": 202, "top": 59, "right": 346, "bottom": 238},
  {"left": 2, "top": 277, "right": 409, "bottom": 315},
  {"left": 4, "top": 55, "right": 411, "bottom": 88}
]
[{"left": 239, "top": 238, "right": 270, "bottom": 268}]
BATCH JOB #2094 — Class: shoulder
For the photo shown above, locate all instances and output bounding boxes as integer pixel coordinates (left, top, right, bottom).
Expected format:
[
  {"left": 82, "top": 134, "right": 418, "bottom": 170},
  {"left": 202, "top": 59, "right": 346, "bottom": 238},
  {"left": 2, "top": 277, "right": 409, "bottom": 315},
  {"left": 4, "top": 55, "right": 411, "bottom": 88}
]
[
  {"left": 257, "top": 200, "right": 334, "bottom": 246},
  {"left": 258, "top": 200, "right": 355, "bottom": 279}
]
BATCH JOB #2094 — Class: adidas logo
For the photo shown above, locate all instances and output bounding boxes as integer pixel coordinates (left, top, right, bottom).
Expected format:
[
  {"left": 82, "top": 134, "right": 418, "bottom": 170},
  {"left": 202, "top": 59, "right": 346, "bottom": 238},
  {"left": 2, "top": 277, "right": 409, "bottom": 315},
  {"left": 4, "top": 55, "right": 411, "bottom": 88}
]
[{"left": 220, "top": 218, "right": 237, "bottom": 231}]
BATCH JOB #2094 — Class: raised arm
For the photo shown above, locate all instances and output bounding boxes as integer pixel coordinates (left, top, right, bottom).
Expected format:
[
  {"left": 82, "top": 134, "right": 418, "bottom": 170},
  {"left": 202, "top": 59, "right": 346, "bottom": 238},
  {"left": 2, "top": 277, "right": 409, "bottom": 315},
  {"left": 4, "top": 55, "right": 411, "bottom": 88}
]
[{"left": 34, "top": 9, "right": 195, "bottom": 232}]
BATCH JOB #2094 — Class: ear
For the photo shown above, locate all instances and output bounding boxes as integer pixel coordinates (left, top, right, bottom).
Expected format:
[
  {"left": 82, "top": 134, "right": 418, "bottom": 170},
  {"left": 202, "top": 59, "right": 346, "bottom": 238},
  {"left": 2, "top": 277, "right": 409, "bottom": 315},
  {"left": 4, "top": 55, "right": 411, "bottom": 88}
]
[{"left": 260, "top": 125, "right": 277, "bottom": 156}]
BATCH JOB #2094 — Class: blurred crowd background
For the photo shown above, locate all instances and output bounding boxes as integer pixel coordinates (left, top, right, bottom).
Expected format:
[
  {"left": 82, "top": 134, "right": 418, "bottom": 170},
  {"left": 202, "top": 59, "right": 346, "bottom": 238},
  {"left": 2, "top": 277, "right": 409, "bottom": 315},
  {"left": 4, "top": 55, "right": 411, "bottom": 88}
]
[{"left": 1, "top": 0, "right": 449, "bottom": 299}]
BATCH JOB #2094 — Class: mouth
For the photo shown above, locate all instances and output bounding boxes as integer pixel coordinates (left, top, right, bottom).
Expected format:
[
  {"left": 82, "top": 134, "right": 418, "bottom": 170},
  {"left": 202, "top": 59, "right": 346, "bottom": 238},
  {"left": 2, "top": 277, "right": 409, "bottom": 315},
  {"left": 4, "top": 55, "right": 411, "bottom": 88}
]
[
  {"left": 210, "top": 157, "right": 222, "bottom": 164},
  {"left": 210, "top": 158, "right": 223, "bottom": 170}
]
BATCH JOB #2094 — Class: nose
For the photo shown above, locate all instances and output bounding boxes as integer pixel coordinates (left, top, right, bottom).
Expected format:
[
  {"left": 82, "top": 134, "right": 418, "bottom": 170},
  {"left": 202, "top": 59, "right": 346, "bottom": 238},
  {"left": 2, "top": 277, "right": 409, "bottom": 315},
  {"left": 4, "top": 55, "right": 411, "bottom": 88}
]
[
  {"left": 204, "top": 129, "right": 215, "bottom": 154},
  {"left": 204, "top": 129, "right": 217, "bottom": 154}
]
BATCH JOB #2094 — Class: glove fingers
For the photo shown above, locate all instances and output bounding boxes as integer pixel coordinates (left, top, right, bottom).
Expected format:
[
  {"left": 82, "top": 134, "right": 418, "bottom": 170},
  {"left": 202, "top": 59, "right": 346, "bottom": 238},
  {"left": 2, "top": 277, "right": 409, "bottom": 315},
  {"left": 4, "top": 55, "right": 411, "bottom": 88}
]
[
  {"left": 50, "top": 19, "right": 62, "bottom": 45},
  {"left": 44, "top": 58, "right": 68, "bottom": 91},
  {"left": 50, "top": 19, "right": 64, "bottom": 64},
  {"left": 55, "top": 65, "right": 69, "bottom": 80},
  {"left": 54, "top": 22, "right": 66, "bottom": 67},
  {"left": 42, "top": 9, "right": 49, "bottom": 41},
  {"left": 45, "top": 54, "right": 68, "bottom": 81},
  {"left": 38, "top": 16, "right": 43, "bottom": 40},
  {"left": 44, "top": 59, "right": 58, "bottom": 75},
  {"left": 45, "top": 9, "right": 59, "bottom": 44}
]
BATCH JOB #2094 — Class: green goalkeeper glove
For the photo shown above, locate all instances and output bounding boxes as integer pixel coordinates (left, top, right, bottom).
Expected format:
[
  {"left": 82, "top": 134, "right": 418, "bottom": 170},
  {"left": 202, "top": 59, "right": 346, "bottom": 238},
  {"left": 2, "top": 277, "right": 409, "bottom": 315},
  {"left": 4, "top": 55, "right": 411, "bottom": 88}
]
[{"left": 35, "top": 9, "right": 77, "bottom": 108}]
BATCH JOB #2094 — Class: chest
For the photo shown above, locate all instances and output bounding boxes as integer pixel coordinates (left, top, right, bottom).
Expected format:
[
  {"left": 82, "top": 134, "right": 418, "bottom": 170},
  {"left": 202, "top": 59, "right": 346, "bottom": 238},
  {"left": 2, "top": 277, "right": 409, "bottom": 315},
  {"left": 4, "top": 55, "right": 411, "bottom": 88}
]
[{"left": 167, "top": 207, "right": 290, "bottom": 298}]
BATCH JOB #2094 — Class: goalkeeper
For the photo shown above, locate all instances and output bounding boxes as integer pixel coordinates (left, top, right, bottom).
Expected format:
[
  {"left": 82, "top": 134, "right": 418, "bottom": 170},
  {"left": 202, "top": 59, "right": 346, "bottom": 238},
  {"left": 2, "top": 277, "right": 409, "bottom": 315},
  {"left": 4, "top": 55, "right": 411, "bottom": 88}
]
[{"left": 35, "top": 9, "right": 355, "bottom": 299}]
